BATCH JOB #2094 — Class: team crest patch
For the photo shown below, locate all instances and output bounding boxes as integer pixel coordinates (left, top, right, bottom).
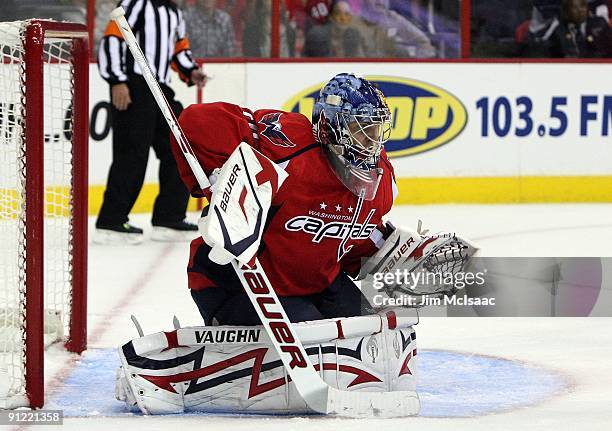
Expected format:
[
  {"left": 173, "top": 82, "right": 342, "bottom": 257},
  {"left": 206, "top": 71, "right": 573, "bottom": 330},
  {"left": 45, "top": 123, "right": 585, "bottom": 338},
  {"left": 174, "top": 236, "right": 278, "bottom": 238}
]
[{"left": 258, "top": 113, "right": 296, "bottom": 148}]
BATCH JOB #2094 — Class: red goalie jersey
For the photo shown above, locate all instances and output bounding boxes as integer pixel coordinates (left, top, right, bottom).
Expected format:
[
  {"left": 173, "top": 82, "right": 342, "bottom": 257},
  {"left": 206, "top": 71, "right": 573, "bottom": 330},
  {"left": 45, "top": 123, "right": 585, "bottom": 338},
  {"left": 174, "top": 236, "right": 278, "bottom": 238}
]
[{"left": 171, "top": 102, "right": 397, "bottom": 297}]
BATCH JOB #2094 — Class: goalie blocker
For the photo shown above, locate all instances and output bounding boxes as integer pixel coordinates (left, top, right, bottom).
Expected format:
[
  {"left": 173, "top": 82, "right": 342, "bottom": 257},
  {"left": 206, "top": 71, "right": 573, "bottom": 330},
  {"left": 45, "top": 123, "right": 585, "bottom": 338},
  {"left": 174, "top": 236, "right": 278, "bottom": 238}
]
[
  {"left": 115, "top": 313, "right": 418, "bottom": 415},
  {"left": 199, "top": 141, "right": 288, "bottom": 267}
]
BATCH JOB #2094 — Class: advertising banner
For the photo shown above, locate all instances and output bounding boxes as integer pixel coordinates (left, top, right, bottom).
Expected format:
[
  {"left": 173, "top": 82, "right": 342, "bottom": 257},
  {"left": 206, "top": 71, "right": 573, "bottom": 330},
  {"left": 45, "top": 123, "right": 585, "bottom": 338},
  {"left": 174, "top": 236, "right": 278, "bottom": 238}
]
[{"left": 87, "top": 62, "right": 612, "bottom": 208}]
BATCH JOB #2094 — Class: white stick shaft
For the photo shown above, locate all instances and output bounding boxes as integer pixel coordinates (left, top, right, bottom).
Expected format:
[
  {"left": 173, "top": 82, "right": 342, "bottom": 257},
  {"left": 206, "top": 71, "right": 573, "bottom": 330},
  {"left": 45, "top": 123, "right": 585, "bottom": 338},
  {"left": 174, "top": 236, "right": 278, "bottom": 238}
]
[{"left": 110, "top": 7, "right": 210, "bottom": 191}]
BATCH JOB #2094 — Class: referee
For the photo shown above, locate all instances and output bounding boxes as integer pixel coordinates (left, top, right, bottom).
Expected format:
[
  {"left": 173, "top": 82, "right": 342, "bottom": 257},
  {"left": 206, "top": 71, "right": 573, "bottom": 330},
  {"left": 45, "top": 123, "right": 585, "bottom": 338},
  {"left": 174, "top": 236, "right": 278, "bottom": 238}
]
[{"left": 95, "top": 0, "right": 207, "bottom": 244}]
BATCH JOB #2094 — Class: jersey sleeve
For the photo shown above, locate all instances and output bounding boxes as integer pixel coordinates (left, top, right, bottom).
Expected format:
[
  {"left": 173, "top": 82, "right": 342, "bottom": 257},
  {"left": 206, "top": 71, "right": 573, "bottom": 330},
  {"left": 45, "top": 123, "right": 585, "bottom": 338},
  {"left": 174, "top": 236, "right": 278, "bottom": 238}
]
[
  {"left": 172, "top": 103, "right": 317, "bottom": 197},
  {"left": 171, "top": 102, "right": 258, "bottom": 197},
  {"left": 170, "top": 9, "right": 197, "bottom": 85},
  {"left": 97, "top": 0, "right": 144, "bottom": 85},
  {"left": 251, "top": 109, "right": 317, "bottom": 163}
]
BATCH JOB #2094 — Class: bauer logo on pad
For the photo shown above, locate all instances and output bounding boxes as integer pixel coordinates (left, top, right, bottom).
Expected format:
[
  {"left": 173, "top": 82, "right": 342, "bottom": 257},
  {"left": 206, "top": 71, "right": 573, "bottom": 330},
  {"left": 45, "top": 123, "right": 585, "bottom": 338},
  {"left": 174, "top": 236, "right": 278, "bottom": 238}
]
[{"left": 282, "top": 76, "right": 467, "bottom": 157}]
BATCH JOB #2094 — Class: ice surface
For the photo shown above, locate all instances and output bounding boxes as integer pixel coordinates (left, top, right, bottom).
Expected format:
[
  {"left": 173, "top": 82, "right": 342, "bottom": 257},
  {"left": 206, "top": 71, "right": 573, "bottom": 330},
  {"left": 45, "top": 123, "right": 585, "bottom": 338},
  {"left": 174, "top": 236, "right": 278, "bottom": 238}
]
[
  {"left": 45, "top": 348, "right": 568, "bottom": 419},
  {"left": 23, "top": 205, "right": 612, "bottom": 430}
]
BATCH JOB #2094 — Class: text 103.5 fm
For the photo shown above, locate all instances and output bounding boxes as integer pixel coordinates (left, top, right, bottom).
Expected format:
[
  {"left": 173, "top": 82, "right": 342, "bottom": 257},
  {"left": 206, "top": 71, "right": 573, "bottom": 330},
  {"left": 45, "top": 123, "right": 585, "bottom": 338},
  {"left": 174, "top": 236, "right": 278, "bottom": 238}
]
[{"left": 475, "top": 95, "right": 612, "bottom": 138}]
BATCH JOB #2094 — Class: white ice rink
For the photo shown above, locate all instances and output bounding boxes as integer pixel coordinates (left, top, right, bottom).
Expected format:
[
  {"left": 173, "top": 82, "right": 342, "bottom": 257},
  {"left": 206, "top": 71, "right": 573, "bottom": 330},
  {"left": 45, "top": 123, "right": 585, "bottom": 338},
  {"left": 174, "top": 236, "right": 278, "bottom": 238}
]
[{"left": 19, "top": 204, "right": 612, "bottom": 430}]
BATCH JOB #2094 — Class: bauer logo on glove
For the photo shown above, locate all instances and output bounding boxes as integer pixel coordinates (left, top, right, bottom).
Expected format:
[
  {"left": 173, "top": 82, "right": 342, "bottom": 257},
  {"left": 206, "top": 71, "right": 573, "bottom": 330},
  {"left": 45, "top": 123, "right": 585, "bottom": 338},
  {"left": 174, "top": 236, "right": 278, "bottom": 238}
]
[
  {"left": 219, "top": 164, "right": 242, "bottom": 212},
  {"left": 199, "top": 142, "right": 289, "bottom": 267}
]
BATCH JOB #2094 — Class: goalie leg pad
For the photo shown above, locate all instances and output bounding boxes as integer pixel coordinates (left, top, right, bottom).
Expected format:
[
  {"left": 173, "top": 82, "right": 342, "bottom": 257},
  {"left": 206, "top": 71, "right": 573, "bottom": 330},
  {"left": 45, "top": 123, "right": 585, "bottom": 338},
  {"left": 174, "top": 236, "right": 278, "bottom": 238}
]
[
  {"left": 116, "top": 341, "right": 198, "bottom": 414},
  {"left": 115, "top": 366, "right": 138, "bottom": 411},
  {"left": 115, "top": 314, "right": 418, "bottom": 415}
]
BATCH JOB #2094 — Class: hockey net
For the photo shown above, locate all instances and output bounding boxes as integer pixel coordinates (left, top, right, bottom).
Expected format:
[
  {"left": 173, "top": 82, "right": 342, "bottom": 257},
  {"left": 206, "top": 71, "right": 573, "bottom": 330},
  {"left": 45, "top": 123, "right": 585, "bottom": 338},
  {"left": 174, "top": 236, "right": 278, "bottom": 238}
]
[{"left": 0, "top": 20, "right": 88, "bottom": 408}]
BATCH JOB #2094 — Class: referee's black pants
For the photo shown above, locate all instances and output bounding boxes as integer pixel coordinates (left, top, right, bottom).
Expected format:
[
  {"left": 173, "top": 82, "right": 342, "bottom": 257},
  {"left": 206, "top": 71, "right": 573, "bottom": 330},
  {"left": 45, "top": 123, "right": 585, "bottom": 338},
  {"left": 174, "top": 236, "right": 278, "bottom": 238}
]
[{"left": 96, "top": 75, "right": 189, "bottom": 227}]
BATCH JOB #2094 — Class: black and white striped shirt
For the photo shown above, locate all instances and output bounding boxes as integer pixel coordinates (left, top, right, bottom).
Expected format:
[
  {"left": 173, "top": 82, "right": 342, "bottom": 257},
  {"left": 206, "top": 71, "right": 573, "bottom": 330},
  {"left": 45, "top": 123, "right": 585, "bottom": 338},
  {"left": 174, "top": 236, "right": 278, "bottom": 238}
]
[{"left": 98, "top": 0, "right": 197, "bottom": 86}]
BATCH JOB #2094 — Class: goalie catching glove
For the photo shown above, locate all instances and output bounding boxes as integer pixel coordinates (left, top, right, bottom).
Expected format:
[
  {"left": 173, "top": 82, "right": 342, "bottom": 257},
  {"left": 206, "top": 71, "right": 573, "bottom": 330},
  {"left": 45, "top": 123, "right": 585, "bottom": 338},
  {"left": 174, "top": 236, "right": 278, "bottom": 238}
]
[
  {"left": 358, "top": 222, "right": 479, "bottom": 306},
  {"left": 199, "top": 142, "right": 288, "bottom": 266}
]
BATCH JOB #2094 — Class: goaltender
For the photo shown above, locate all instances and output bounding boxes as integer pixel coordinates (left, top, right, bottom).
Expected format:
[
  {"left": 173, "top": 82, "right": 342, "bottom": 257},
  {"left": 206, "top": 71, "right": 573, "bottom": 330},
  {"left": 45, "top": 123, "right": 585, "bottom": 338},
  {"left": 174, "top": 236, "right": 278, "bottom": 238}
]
[{"left": 115, "top": 73, "right": 476, "bottom": 415}]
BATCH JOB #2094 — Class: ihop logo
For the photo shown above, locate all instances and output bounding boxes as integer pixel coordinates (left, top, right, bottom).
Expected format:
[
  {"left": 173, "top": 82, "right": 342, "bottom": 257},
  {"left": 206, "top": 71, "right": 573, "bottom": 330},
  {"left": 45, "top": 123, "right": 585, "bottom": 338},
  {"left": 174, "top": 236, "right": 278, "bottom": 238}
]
[{"left": 281, "top": 76, "right": 467, "bottom": 157}]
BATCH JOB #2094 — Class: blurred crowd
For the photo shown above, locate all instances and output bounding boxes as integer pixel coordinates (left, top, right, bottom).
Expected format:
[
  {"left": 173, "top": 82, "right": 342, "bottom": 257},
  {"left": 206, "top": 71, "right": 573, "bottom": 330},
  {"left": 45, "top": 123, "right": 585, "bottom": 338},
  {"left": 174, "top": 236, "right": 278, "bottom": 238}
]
[
  {"left": 93, "top": 0, "right": 461, "bottom": 58},
  {"left": 172, "top": 0, "right": 462, "bottom": 58},
  {"left": 473, "top": 0, "right": 612, "bottom": 57},
  {"left": 1, "top": 0, "right": 610, "bottom": 59},
  {"left": 0, "top": 0, "right": 87, "bottom": 23}
]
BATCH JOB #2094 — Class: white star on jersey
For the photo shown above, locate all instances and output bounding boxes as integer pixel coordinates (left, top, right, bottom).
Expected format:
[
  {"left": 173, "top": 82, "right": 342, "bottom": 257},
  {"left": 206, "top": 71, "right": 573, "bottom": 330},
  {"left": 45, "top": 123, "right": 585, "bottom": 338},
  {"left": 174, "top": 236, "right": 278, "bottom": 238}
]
[
  {"left": 348, "top": 206, "right": 354, "bottom": 213},
  {"left": 320, "top": 202, "right": 327, "bottom": 210},
  {"left": 335, "top": 204, "right": 342, "bottom": 212}
]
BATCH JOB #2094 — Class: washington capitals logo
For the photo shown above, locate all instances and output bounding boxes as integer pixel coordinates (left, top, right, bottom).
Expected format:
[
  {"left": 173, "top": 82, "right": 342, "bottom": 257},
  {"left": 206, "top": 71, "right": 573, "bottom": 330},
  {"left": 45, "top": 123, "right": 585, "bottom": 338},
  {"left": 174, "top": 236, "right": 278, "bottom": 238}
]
[{"left": 259, "top": 113, "right": 296, "bottom": 148}]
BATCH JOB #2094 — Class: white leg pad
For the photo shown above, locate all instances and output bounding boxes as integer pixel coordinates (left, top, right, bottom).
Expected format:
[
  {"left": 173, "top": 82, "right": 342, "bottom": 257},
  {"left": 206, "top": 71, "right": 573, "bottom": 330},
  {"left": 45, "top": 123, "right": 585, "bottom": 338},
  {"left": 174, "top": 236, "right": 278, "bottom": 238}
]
[{"left": 115, "top": 314, "right": 418, "bottom": 416}]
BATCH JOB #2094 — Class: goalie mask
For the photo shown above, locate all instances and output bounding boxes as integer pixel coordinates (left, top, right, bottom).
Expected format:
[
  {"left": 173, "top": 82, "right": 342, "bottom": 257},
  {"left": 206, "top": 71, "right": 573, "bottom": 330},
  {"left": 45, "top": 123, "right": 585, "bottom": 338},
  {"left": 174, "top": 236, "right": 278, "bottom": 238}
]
[{"left": 313, "top": 73, "right": 392, "bottom": 201}]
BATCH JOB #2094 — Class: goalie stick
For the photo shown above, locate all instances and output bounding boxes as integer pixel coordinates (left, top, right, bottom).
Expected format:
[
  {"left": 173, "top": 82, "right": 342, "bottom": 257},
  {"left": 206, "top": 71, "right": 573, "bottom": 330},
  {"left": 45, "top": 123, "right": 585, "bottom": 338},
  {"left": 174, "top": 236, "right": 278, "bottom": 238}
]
[{"left": 110, "top": 7, "right": 418, "bottom": 417}]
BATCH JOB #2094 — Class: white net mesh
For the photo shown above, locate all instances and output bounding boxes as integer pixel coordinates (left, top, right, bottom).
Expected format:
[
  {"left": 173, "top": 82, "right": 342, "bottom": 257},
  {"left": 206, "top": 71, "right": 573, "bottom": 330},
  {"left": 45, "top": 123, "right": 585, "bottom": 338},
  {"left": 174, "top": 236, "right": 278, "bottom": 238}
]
[{"left": 0, "top": 20, "right": 76, "bottom": 408}]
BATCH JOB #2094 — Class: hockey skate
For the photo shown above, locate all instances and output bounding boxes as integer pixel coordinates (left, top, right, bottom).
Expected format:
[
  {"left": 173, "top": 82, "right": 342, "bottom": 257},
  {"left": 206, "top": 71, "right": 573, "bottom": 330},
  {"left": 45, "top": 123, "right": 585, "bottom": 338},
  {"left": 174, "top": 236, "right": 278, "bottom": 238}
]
[
  {"left": 151, "top": 220, "right": 198, "bottom": 242},
  {"left": 94, "top": 223, "right": 144, "bottom": 245}
]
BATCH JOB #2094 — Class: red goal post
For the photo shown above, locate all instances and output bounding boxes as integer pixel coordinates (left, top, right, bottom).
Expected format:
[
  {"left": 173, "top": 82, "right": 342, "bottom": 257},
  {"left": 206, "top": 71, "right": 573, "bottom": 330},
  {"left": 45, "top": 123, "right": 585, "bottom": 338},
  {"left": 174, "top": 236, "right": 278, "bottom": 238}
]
[{"left": 0, "top": 20, "right": 88, "bottom": 409}]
